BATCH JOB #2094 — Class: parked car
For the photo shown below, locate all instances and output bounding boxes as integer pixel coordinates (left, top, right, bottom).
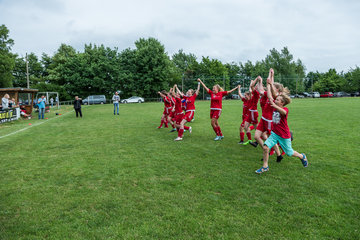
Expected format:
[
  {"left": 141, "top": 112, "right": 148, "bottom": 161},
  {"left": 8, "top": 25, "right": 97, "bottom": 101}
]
[
  {"left": 231, "top": 94, "right": 240, "bottom": 99},
  {"left": 334, "top": 92, "right": 351, "bottom": 97},
  {"left": 121, "top": 96, "right": 144, "bottom": 104},
  {"left": 320, "top": 92, "right": 334, "bottom": 98},
  {"left": 290, "top": 95, "right": 295, "bottom": 99},
  {"left": 294, "top": 94, "right": 304, "bottom": 98},
  {"left": 350, "top": 92, "right": 360, "bottom": 97},
  {"left": 82, "top": 95, "right": 106, "bottom": 105},
  {"left": 302, "top": 92, "right": 312, "bottom": 97},
  {"left": 311, "top": 92, "right": 320, "bottom": 98}
]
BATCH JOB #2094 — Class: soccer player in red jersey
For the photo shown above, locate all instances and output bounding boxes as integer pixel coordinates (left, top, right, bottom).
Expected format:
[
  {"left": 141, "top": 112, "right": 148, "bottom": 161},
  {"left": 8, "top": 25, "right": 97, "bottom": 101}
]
[
  {"left": 255, "top": 82, "right": 308, "bottom": 174},
  {"left": 244, "top": 77, "right": 261, "bottom": 145},
  {"left": 174, "top": 83, "right": 200, "bottom": 138},
  {"left": 157, "top": 90, "right": 171, "bottom": 128},
  {"left": 253, "top": 69, "right": 283, "bottom": 161},
  {"left": 198, "top": 78, "right": 239, "bottom": 141},
  {"left": 170, "top": 85, "right": 186, "bottom": 141},
  {"left": 238, "top": 86, "right": 252, "bottom": 144}
]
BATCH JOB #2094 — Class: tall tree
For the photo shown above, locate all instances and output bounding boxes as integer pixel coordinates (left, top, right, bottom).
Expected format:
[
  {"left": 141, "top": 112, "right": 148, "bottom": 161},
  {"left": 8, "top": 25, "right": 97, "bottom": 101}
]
[{"left": 0, "top": 24, "right": 15, "bottom": 88}]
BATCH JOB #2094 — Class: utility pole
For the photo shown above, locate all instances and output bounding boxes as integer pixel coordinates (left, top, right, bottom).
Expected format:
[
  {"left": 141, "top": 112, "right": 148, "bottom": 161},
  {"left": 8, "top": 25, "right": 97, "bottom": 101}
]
[{"left": 26, "top": 53, "right": 30, "bottom": 88}]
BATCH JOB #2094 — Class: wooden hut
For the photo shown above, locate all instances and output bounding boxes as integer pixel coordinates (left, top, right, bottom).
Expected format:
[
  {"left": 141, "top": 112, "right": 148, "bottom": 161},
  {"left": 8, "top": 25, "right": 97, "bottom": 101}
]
[{"left": 0, "top": 88, "right": 38, "bottom": 114}]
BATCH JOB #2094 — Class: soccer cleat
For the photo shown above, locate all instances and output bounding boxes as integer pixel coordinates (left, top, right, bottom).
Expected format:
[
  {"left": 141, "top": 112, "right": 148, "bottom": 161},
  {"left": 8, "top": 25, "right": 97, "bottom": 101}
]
[
  {"left": 219, "top": 135, "right": 224, "bottom": 140},
  {"left": 249, "top": 141, "right": 258, "bottom": 148},
  {"left": 238, "top": 140, "right": 244, "bottom": 144},
  {"left": 189, "top": 127, "right": 192, "bottom": 134},
  {"left": 214, "top": 136, "right": 220, "bottom": 141},
  {"left": 301, "top": 153, "right": 308, "bottom": 167},
  {"left": 277, "top": 155, "right": 283, "bottom": 162},
  {"left": 170, "top": 128, "right": 177, "bottom": 132},
  {"left": 174, "top": 137, "right": 183, "bottom": 141},
  {"left": 243, "top": 140, "right": 251, "bottom": 145},
  {"left": 255, "top": 166, "right": 269, "bottom": 174},
  {"left": 157, "top": 126, "right": 163, "bottom": 129}
]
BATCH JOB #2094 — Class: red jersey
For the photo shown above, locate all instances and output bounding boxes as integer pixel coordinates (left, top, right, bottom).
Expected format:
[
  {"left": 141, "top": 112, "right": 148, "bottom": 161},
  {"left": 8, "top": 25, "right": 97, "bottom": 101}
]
[
  {"left": 272, "top": 107, "right": 291, "bottom": 139},
  {"left": 241, "top": 97, "right": 250, "bottom": 116},
  {"left": 261, "top": 91, "right": 274, "bottom": 120},
  {"left": 164, "top": 96, "right": 172, "bottom": 108},
  {"left": 174, "top": 97, "right": 183, "bottom": 114},
  {"left": 208, "top": 90, "right": 228, "bottom": 110},
  {"left": 184, "top": 93, "right": 197, "bottom": 111},
  {"left": 249, "top": 90, "right": 260, "bottom": 110}
]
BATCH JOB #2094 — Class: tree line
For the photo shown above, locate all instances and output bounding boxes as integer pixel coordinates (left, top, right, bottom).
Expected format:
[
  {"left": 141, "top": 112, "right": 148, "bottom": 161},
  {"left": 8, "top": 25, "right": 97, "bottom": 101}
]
[{"left": 1, "top": 24, "right": 359, "bottom": 100}]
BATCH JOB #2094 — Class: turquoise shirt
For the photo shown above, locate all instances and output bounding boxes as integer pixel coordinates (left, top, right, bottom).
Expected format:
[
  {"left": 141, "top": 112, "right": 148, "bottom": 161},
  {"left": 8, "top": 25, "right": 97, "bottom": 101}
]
[{"left": 38, "top": 98, "right": 46, "bottom": 108}]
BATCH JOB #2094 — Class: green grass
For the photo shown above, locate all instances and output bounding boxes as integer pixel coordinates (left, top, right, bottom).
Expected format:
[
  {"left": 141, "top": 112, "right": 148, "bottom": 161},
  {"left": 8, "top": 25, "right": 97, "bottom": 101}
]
[{"left": 0, "top": 98, "right": 359, "bottom": 239}]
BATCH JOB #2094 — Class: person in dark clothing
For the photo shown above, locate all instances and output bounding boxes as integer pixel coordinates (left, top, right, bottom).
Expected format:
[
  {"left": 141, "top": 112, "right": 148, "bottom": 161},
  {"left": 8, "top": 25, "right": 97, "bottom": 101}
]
[{"left": 74, "top": 96, "right": 83, "bottom": 118}]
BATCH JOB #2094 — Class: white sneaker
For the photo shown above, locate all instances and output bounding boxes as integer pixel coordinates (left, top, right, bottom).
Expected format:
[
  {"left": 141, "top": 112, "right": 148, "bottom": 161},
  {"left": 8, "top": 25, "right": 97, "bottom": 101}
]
[
  {"left": 174, "top": 137, "right": 183, "bottom": 141},
  {"left": 189, "top": 127, "right": 192, "bottom": 134}
]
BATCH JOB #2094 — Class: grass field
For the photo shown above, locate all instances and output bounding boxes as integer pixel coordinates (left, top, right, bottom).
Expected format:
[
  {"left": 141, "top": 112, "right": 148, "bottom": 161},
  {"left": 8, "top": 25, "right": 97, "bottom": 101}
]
[{"left": 1, "top": 98, "right": 359, "bottom": 239}]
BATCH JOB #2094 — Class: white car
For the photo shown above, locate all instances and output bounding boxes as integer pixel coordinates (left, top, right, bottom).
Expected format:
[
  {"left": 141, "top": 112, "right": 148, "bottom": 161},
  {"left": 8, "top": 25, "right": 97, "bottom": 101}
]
[
  {"left": 121, "top": 96, "right": 145, "bottom": 104},
  {"left": 312, "top": 92, "right": 320, "bottom": 98}
]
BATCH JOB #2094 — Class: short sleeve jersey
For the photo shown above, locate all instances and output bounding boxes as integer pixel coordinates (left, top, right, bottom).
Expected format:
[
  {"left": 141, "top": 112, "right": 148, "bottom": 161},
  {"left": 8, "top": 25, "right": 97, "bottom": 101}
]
[
  {"left": 174, "top": 97, "right": 183, "bottom": 114},
  {"left": 242, "top": 97, "right": 250, "bottom": 116},
  {"left": 208, "top": 90, "right": 228, "bottom": 110},
  {"left": 164, "top": 96, "right": 172, "bottom": 108},
  {"left": 261, "top": 92, "right": 275, "bottom": 120},
  {"left": 249, "top": 90, "right": 260, "bottom": 110},
  {"left": 272, "top": 107, "right": 291, "bottom": 139},
  {"left": 184, "top": 93, "right": 197, "bottom": 111}
]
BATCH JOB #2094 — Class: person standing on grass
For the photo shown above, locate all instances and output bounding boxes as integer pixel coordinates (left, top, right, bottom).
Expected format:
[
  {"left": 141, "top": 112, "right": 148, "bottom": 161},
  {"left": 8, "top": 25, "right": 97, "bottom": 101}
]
[
  {"left": 50, "top": 97, "right": 54, "bottom": 108},
  {"left": 157, "top": 90, "right": 171, "bottom": 129},
  {"left": 173, "top": 82, "right": 201, "bottom": 139},
  {"left": 112, "top": 92, "right": 120, "bottom": 115},
  {"left": 255, "top": 81, "right": 308, "bottom": 174},
  {"left": 170, "top": 85, "right": 186, "bottom": 141},
  {"left": 244, "top": 77, "right": 261, "bottom": 146},
  {"left": 198, "top": 78, "right": 239, "bottom": 141},
  {"left": 37, "top": 95, "right": 46, "bottom": 119},
  {"left": 74, "top": 96, "right": 83, "bottom": 118},
  {"left": 238, "top": 86, "right": 255, "bottom": 144}
]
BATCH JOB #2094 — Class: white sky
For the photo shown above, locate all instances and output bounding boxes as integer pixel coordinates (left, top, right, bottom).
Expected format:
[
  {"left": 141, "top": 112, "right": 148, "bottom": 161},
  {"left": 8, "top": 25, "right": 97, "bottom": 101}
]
[{"left": 1, "top": 0, "right": 359, "bottom": 72}]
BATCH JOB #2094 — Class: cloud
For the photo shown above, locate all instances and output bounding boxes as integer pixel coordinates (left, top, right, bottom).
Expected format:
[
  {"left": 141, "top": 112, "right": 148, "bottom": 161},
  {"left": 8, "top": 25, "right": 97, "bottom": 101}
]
[{"left": 1, "top": 0, "right": 359, "bottom": 72}]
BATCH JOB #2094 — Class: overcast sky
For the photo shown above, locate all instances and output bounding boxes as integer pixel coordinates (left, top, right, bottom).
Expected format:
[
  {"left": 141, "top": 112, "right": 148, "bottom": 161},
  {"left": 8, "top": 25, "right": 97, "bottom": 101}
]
[{"left": 1, "top": 0, "right": 359, "bottom": 72}]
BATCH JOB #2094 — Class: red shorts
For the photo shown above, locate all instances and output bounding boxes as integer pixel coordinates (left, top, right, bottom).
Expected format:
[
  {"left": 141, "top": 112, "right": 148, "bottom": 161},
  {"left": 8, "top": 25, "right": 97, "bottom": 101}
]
[
  {"left": 184, "top": 111, "right": 195, "bottom": 122},
  {"left": 169, "top": 111, "right": 175, "bottom": 119},
  {"left": 175, "top": 113, "right": 184, "bottom": 124},
  {"left": 256, "top": 117, "right": 272, "bottom": 134},
  {"left": 163, "top": 107, "right": 172, "bottom": 116},
  {"left": 246, "top": 110, "right": 259, "bottom": 124},
  {"left": 210, "top": 109, "right": 222, "bottom": 119},
  {"left": 241, "top": 114, "right": 248, "bottom": 128}
]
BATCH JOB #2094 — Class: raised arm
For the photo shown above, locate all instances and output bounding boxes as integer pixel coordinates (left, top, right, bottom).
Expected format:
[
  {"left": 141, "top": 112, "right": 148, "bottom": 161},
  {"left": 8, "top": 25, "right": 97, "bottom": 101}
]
[
  {"left": 227, "top": 85, "right": 239, "bottom": 94},
  {"left": 269, "top": 98, "right": 287, "bottom": 116},
  {"left": 266, "top": 78, "right": 274, "bottom": 101},
  {"left": 197, "top": 78, "right": 209, "bottom": 93},
  {"left": 238, "top": 85, "right": 244, "bottom": 99},
  {"left": 157, "top": 91, "right": 167, "bottom": 99},
  {"left": 174, "top": 85, "right": 184, "bottom": 97},
  {"left": 195, "top": 81, "right": 201, "bottom": 95},
  {"left": 258, "top": 76, "right": 265, "bottom": 95},
  {"left": 249, "top": 77, "right": 258, "bottom": 92}
]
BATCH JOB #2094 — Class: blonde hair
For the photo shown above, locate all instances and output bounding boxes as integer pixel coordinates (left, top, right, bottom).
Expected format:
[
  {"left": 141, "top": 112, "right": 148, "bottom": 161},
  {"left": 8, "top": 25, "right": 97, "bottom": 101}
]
[
  {"left": 214, "top": 84, "right": 224, "bottom": 92},
  {"left": 273, "top": 83, "right": 290, "bottom": 96},
  {"left": 278, "top": 93, "right": 291, "bottom": 106},
  {"left": 4, "top": 94, "right": 10, "bottom": 98}
]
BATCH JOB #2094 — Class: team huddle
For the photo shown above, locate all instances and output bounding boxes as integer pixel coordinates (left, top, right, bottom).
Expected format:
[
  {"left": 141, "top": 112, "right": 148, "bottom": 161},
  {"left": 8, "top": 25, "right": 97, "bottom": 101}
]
[{"left": 157, "top": 68, "right": 308, "bottom": 174}]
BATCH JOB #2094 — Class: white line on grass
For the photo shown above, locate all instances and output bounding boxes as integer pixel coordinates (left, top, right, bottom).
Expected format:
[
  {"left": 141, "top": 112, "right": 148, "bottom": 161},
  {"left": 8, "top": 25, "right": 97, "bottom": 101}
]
[{"left": 0, "top": 109, "right": 74, "bottom": 140}]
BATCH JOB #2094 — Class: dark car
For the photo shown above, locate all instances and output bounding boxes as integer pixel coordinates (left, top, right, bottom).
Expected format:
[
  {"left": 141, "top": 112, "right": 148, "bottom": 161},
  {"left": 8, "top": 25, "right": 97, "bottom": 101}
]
[
  {"left": 82, "top": 95, "right": 106, "bottom": 105},
  {"left": 350, "top": 92, "right": 360, "bottom": 97}
]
